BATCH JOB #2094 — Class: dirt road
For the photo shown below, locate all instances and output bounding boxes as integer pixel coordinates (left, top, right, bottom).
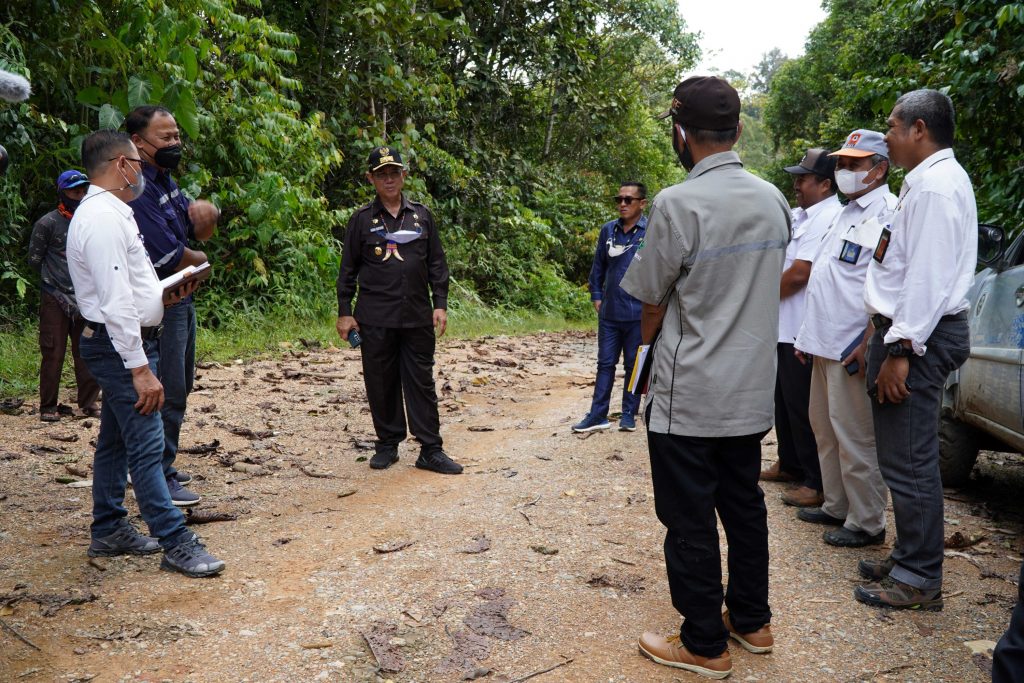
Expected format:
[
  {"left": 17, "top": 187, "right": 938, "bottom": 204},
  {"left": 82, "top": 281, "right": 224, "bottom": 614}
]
[{"left": 0, "top": 331, "right": 1019, "bottom": 682}]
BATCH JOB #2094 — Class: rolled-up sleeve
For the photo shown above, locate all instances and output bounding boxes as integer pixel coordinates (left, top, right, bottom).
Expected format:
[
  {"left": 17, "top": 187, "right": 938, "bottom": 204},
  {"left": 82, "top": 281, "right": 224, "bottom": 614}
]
[{"left": 620, "top": 201, "right": 690, "bottom": 305}]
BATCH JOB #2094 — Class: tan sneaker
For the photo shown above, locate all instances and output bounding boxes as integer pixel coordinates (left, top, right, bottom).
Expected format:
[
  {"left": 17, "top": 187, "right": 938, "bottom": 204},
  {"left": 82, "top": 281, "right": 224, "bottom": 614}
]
[
  {"left": 723, "top": 610, "right": 773, "bottom": 654},
  {"left": 638, "top": 632, "right": 732, "bottom": 679}
]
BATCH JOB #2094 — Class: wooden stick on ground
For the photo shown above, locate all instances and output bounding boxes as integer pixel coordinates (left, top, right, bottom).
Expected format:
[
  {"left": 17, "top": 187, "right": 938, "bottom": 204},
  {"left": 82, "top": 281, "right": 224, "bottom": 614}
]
[
  {"left": 509, "top": 656, "right": 573, "bottom": 683},
  {"left": 0, "top": 616, "right": 41, "bottom": 650}
]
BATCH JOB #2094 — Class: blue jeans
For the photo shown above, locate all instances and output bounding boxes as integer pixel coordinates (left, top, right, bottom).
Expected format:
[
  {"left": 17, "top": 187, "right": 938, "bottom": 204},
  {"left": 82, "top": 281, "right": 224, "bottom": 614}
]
[
  {"left": 589, "top": 317, "right": 642, "bottom": 419},
  {"left": 158, "top": 300, "right": 196, "bottom": 479},
  {"left": 79, "top": 327, "right": 189, "bottom": 549},
  {"left": 866, "top": 315, "right": 969, "bottom": 590}
]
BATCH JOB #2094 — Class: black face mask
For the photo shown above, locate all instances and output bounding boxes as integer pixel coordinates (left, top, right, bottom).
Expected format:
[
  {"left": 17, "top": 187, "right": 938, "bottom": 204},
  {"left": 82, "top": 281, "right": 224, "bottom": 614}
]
[
  {"left": 673, "top": 123, "right": 695, "bottom": 172},
  {"left": 152, "top": 143, "right": 183, "bottom": 170},
  {"left": 61, "top": 196, "right": 81, "bottom": 214}
]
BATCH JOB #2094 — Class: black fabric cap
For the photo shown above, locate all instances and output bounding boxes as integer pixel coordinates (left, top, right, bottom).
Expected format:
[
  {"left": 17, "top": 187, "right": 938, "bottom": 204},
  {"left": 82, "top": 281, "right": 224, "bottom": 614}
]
[
  {"left": 666, "top": 76, "right": 741, "bottom": 130},
  {"left": 783, "top": 148, "right": 836, "bottom": 181},
  {"left": 367, "top": 146, "right": 404, "bottom": 172}
]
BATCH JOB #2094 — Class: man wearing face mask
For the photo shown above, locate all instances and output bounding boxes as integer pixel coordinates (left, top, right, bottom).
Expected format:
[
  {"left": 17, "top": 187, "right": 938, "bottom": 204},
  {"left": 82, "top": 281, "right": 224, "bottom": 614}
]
[
  {"left": 27, "top": 170, "right": 101, "bottom": 422},
  {"left": 336, "top": 146, "right": 460, "bottom": 475},
  {"left": 762, "top": 150, "right": 843, "bottom": 510},
  {"left": 67, "top": 130, "right": 224, "bottom": 577},
  {"left": 622, "top": 76, "right": 790, "bottom": 679},
  {"left": 573, "top": 182, "right": 648, "bottom": 433},
  {"left": 793, "top": 130, "right": 896, "bottom": 548},
  {"left": 126, "top": 105, "right": 219, "bottom": 508}
]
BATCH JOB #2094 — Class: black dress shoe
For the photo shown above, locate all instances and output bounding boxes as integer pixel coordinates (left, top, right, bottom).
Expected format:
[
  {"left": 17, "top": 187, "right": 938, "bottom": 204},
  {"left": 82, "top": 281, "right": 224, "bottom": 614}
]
[
  {"left": 796, "top": 507, "right": 845, "bottom": 526},
  {"left": 415, "top": 450, "right": 463, "bottom": 474},
  {"left": 370, "top": 448, "right": 399, "bottom": 470},
  {"left": 824, "top": 526, "right": 885, "bottom": 547}
]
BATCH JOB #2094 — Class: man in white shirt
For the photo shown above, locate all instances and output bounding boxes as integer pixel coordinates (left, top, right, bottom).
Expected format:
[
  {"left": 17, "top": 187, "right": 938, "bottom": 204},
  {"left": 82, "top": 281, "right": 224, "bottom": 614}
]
[
  {"left": 854, "top": 89, "right": 976, "bottom": 611},
  {"left": 766, "top": 149, "right": 842, "bottom": 508},
  {"left": 67, "top": 130, "right": 224, "bottom": 578},
  {"left": 794, "top": 130, "right": 896, "bottom": 548}
]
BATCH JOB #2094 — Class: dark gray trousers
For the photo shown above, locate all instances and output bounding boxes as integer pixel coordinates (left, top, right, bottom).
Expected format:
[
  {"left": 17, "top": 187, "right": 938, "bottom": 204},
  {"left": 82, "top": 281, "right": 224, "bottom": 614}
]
[{"left": 866, "top": 315, "right": 969, "bottom": 590}]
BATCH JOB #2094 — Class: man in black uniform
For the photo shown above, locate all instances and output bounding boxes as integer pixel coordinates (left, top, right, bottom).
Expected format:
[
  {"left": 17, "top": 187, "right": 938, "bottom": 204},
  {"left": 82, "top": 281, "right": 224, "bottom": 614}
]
[{"left": 336, "top": 146, "right": 461, "bottom": 475}]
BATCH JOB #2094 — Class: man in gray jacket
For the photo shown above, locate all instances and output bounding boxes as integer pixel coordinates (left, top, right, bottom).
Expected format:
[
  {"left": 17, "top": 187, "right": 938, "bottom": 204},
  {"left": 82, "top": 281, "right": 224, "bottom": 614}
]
[{"left": 623, "top": 76, "right": 791, "bottom": 679}]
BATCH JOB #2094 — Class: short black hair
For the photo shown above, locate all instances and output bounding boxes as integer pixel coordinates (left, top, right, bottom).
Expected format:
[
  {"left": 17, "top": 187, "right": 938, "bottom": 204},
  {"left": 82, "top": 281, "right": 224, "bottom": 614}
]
[
  {"left": 686, "top": 126, "right": 739, "bottom": 146},
  {"left": 620, "top": 182, "right": 646, "bottom": 199},
  {"left": 125, "top": 105, "right": 173, "bottom": 136},
  {"left": 893, "top": 89, "right": 955, "bottom": 148},
  {"left": 81, "top": 130, "right": 135, "bottom": 176}
]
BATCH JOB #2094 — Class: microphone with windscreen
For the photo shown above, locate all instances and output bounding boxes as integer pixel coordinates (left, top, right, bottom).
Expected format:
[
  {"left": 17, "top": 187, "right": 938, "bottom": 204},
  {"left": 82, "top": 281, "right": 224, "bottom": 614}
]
[{"left": 0, "top": 68, "right": 30, "bottom": 174}]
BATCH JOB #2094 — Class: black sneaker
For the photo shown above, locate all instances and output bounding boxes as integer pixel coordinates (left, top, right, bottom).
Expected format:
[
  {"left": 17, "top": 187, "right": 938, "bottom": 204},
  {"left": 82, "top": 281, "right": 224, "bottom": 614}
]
[
  {"left": 796, "top": 507, "right": 845, "bottom": 526},
  {"left": 160, "top": 534, "right": 225, "bottom": 578},
  {"left": 370, "top": 447, "right": 399, "bottom": 470},
  {"left": 88, "top": 520, "right": 160, "bottom": 557},
  {"left": 415, "top": 450, "right": 463, "bottom": 475},
  {"left": 167, "top": 476, "right": 201, "bottom": 507},
  {"left": 858, "top": 556, "right": 896, "bottom": 581},
  {"left": 824, "top": 527, "right": 885, "bottom": 548}
]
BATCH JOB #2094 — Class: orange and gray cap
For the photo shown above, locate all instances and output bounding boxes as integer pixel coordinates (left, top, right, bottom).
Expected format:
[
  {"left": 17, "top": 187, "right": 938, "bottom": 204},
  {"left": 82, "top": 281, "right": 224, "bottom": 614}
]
[{"left": 829, "top": 129, "right": 889, "bottom": 159}]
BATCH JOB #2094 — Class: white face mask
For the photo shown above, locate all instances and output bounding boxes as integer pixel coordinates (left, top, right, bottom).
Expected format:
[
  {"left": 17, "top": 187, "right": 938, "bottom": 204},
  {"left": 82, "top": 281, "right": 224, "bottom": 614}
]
[{"left": 835, "top": 166, "right": 876, "bottom": 195}]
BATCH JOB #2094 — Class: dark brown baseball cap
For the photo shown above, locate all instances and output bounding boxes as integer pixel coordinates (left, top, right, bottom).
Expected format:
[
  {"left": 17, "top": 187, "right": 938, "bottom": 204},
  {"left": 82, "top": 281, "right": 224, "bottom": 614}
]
[
  {"left": 656, "top": 76, "right": 741, "bottom": 130},
  {"left": 783, "top": 148, "right": 836, "bottom": 181},
  {"left": 367, "top": 145, "right": 404, "bottom": 172}
]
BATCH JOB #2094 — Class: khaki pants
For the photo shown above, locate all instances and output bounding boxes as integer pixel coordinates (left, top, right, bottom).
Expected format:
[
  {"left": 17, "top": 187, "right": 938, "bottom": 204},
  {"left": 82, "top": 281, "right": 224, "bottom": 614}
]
[{"left": 809, "top": 356, "right": 887, "bottom": 535}]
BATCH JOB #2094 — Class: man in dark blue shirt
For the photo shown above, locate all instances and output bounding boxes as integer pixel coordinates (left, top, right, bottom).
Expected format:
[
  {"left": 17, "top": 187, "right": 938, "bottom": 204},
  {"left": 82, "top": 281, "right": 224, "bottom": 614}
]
[
  {"left": 126, "top": 105, "right": 220, "bottom": 507},
  {"left": 573, "top": 182, "right": 648, "bottom": 433}
]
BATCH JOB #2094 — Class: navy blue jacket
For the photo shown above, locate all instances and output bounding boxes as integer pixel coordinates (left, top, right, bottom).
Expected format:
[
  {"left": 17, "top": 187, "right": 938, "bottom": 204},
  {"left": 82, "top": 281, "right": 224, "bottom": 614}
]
[{"left": 587, "top": 215, "right": 647, "bottom": 321}]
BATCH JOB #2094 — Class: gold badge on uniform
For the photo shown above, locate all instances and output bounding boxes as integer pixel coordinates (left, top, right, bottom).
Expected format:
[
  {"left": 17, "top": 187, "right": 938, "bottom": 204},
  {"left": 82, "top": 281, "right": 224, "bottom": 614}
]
[
  {"left": 372, "top": 218, "right": 379, "bottom": 224},
  {"left": 374, "top": 246, "right": 383, "bottom": 256}
]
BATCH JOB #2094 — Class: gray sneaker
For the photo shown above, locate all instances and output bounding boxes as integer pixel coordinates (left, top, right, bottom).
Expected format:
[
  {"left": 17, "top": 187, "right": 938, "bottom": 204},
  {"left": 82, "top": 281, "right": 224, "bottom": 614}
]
[
  {"left": 167, "top": 476, "right": 201, "bottom": 507},
  {"left": 160, "top": 534, "right": 225, "bottom": 578},
  {"left": 88, "top": 520, "right": 160, "bottom": 557}
]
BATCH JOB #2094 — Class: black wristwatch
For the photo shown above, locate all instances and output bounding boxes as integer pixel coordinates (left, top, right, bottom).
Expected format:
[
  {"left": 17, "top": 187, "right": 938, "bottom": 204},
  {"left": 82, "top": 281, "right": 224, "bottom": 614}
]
[{"left": 886, "top": 342, "right": 913, "bottom": 358}]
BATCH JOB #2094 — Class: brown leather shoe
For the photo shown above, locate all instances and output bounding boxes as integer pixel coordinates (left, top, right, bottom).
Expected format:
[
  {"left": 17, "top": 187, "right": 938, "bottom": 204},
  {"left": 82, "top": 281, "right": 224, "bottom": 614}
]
[
  {"left": 638, "top": 632, "right": 732, "bottom": 679},
  {"left": 759, "top": 461, "right": 796, "bottom": 483},
  {"left": 723, "top": 610, "right": 773, "bottom": 653},
  {"left": 781, "top": 485, "right": 824, "bottom": 507},
  {"left": 854, "top": 576, "right": 943, "bottom": 611}
]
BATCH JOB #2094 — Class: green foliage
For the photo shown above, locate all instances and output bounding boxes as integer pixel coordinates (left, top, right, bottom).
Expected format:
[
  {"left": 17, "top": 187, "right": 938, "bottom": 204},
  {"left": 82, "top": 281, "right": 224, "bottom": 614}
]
[
  {"left": 762, "top": 0, "right": 1024, "bottom": 229},
  {"left": 1, "top": 0, "right": 699, "bottom": 329}
]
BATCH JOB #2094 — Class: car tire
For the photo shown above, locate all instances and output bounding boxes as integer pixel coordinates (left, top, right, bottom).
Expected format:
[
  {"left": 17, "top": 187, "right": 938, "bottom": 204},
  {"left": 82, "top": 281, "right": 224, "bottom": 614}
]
[{"left": 938, "top": 414, "right": 981, "bottom": 487}]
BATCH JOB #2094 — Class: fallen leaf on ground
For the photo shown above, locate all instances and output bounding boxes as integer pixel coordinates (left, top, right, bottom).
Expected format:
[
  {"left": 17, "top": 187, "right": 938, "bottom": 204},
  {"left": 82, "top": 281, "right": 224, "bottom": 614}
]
[
  {"left": 186, "top": 509, "right": 238, "bottom": 524},
  {"left": 459, "top": 535, "right": 491, "bottom": 554},
  {"left": 374, "top": 540, "right": 415, "bottom": 554},
  {"left": 179, "top": 439, "right": 220, "bottom": 454},
  {"left": 945, "top": 531, "right": 986, "bottom": 549},
  {"left": 530, "top": 545, "right": 558, "bottom": 556},
  {"left": 587, "top": 573, "right": 646, "bottom": 593},
  {"left": 338, "top": 488, "right": 357, "bottom": 498},
  {"left": 301, "top": 640, "right": 333, "bottom": 649},
  {"left": 362, "top": 621, "right": 405, "bottom": 673},
  {"left": 467, "top": 426, "right": 495, "bottom": 432},
  {"left": 964, "top": 640, "right": 997, "bottom": 656}
]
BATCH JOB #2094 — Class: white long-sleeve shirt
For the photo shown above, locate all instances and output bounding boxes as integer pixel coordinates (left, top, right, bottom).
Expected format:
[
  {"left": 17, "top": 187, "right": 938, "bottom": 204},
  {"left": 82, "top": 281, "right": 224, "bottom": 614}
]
[
  {"left": 864, "top": 148, "right": 977, "bottom": 355},
  {"left": 67, "top": 185, "right": 164, "bottom": 369}
]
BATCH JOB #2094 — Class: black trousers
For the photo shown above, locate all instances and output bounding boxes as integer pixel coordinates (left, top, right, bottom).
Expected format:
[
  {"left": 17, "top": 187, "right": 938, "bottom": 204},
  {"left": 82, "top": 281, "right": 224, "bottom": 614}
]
[
  {"left": 647, "top": 429, "right": 772, "bottom": 658},
  {"left": 994, "top": 559, "right": 1024, "bottom": 682},
  {"left": 359, "top": 324, "right": 442, "bottom": 452},
  {"left": 775, "top": 343, "right": 821, "bottom": 490}
]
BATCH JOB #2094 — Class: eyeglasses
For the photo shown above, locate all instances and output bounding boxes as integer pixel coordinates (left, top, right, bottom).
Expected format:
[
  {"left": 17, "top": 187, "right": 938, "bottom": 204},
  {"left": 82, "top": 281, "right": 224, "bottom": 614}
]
[
  {"left": 614, "top": 196, "right": 644, "bottom": 205},
  {"left": 371, "top": 168, "right": 403, "bottom": 180}
]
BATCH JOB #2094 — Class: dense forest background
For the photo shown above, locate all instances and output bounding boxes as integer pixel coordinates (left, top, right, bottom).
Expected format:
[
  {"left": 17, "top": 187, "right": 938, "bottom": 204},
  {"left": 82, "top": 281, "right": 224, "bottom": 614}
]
[{"left": 0, "top": 0, "right": 1022, "bottom": 330}]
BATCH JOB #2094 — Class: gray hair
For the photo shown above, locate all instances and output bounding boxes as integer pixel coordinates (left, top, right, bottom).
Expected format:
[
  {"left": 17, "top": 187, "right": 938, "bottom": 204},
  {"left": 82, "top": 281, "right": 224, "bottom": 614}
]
[{"left": 893, "top": 89, "right": 955, "bottom": 147}]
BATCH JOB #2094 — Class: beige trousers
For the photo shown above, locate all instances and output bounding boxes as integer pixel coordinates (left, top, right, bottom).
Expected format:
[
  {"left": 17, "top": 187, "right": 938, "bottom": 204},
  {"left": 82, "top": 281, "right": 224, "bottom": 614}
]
[{"left": 809, "top": 356, "right": 888, "bottom": 535}]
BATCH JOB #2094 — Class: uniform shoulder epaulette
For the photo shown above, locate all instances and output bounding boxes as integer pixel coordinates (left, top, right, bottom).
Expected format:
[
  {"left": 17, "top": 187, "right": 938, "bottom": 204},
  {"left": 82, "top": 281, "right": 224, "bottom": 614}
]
[{"left": 354, "top": 202, "right": 374, "bottom": 214}]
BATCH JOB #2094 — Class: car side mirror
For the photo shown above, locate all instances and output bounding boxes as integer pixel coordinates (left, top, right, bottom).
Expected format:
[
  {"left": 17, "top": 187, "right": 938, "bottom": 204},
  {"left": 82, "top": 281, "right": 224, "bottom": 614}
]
[{"left": 978, "top": 223, "right": 1006, "bottom": 268}]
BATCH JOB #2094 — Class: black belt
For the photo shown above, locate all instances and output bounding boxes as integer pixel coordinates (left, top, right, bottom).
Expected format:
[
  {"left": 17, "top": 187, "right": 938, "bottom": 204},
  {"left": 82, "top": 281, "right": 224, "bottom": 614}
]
[
  {"left": 85, "top": 320, "right": 163, "bottom": 340},
  {"left": 871, "top": 311, "right": 967, "bottom": 330}
]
